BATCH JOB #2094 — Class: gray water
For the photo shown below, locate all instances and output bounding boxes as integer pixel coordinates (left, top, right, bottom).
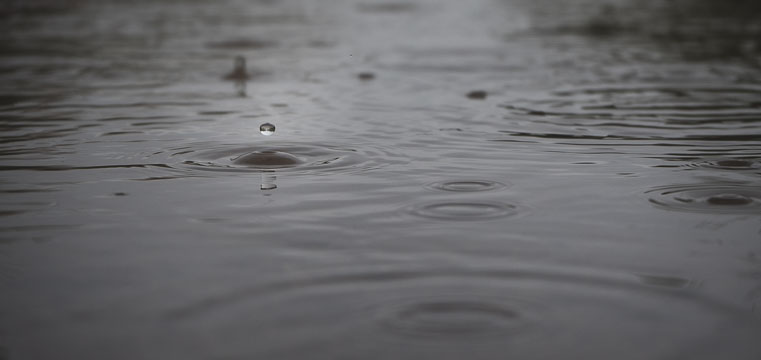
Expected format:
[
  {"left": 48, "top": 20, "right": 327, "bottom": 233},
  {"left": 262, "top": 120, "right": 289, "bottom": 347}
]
[{"left": 1, "top": 0, "right": 761, "bottom": 359}]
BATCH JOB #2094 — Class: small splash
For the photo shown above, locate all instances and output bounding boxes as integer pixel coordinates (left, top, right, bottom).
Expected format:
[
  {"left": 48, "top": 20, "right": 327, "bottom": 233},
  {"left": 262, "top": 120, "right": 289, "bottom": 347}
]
[
  {"left": 404, "top": 201, "right": 522, "bottom": 221},
  {"left": 259, "top": 123, "right": 275, "bottom": 136},
  {"left": 233, "top": 150, "right": 302, "bottom": 167},
  {"left": 426, "top": 180, "right": 508, "bottom": 192},
  {"left": 646, "top": 184, "right": 761, "bottom": 213},
  {"left": 177, "top": 142, "right": 401, "bottom": 174}
]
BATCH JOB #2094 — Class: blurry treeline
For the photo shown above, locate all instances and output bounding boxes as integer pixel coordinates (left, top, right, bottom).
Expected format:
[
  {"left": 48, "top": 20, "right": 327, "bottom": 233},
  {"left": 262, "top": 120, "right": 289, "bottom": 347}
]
[{"left": 526, "top": 0, "right": 761, "bottom": 62}]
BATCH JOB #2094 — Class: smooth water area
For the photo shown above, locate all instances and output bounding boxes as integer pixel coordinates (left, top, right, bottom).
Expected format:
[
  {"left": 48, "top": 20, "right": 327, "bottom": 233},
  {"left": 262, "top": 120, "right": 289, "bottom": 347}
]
[{"left": 1, "top": 0, "right": 761, "bottom": 359}]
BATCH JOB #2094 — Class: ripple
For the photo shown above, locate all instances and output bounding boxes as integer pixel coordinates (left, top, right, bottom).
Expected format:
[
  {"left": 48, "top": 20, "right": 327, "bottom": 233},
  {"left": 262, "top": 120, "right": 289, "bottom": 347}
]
[
  {"left": 357, "top": 2, "right": 417, "bottom": 14},
  {"left": 205, "top": 38, "right": 276, "bottom": 50},
  {"left": 426, "top": 180, "right": 508, "bottom": 192},
  {"left": 404, "top": 201, "right": 521, "bottom": 221},
  {"left": 378, "top": 47, "right": 522, "bottom": 74},
  {"left": 646, "top": 184, "right": 761, "bottom": 213},
  {"left": 176, "top": 142, "right": 404, "bottom": 174},
  {"left": 688, "top": 159, "right": 761, "bottom": 171},
  {"left": 377, "top": 296, "right": 529, "bottom": 339},
  {"left": 165, "top": 265, "right": 761, "bottom": 358},
  {"left": 501, "top": 85, "right": 761, "bottom": 143}
]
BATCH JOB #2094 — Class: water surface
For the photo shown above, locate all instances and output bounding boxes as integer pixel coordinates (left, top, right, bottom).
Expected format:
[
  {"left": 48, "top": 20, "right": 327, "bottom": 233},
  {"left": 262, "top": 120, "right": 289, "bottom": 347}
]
[{"left": 1, "top": 0, "right": 760, "bottom": 359}]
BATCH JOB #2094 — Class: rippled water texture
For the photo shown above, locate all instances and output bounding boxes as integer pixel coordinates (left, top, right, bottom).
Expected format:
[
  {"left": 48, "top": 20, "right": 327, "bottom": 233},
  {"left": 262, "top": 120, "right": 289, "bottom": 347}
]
[{"left": 1, "top": 0, "right": 760, "bottom": 359}]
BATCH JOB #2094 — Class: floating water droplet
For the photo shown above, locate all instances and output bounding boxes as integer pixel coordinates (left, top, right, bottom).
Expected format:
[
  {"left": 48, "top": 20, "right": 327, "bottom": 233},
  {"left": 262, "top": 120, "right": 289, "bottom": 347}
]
[{"left": 259, "top": 123, "right": 275, "bottom": 136}]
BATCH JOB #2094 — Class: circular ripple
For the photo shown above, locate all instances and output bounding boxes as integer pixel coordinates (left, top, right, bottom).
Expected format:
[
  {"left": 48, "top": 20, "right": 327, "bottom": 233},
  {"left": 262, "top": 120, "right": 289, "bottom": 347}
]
[
  {"left": 646, "top": 184, "right": 761, "bottom": 213},
  {"left": 404, "top": 201, "right": 522, "bottom": 221},
  {"left": 501, "top": 86, "right": 761, "bottom": 142},
  {"left": 175, "top": 142, "right": 405, "bottom": 174},
  {"left": 426, "top": 180, "right": 508, "bottom": 192},
  {"left": 166, "top": 266, "right": 761, "bottom": 359},
  {"left": 377, "top": 296, "right": 530, "bottom": 339},
  {"left": 690, "top": 159, "right": 761, "bottom": 171}
]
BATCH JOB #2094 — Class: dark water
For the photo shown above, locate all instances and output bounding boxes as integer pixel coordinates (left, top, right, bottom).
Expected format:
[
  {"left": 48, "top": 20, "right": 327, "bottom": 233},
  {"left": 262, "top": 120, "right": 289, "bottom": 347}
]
[{"left": 1, "top": 0, "right": 761, "bottom": 359}]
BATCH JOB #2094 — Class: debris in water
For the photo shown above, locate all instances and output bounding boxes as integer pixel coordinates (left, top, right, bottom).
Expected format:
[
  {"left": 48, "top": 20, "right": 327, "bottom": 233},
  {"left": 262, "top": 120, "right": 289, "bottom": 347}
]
[
  {"left": 357, "top": 72, "right": 376, "bottom": 81},
  {"left": 466, "top": 90, "right": 488, "bottom": 100}
]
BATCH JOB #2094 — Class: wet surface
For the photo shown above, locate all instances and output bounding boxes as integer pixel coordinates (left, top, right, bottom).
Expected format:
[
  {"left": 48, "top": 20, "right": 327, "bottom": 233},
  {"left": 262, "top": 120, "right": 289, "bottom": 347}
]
[{"left": 1, "top": 0, "right": 760, "bottom": 359}]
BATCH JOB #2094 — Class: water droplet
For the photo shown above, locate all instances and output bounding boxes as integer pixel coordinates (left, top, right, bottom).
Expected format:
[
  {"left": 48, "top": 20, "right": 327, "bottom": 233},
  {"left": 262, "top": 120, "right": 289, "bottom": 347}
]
[{"left": 259, "top": 123, "right": 275, "bottom": 136}]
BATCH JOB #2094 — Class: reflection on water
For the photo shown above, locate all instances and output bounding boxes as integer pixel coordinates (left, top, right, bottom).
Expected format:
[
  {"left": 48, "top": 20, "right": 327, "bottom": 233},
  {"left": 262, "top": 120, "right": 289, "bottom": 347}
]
[
  {"left": 260, "top": 173, "right": 277, "bottom": 191},
  {"left": 1, "top": 0, "right": 760, "bottom": 359},
  {"left": 223, "top": 55, "right": 250, "bottom": 96}
]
